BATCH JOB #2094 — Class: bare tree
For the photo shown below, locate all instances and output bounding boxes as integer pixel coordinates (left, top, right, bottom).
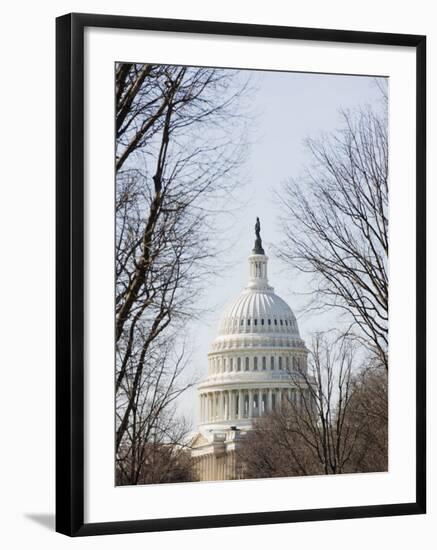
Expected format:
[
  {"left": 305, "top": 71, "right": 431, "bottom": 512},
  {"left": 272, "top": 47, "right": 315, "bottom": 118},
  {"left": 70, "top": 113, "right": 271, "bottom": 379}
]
[
  {"left": 117, "top": 429, "right": 198, "bottom": 485},
  {"left": 238, "top": 333, "right": 386, "bottom": 478},
  {"left": 344, "top": 365, "right": 388, "bottom": 472},
  {"left": 115, "top": 63, "right": 250, "bottom": 482},
  {"left": 115, "top": 64, "right": 247, "bottom": 343},
  {"left": 116, "top": 337, "right": 196, "bottom": 484},
  {"left": 278, "top": 92, "right": 388, "bottom": 369},
  {"left": 116, "top": 368, "right": 198, "bottom": 486},
  {"left": 293, "top": 333, "right": 358, "bottom": 475}
]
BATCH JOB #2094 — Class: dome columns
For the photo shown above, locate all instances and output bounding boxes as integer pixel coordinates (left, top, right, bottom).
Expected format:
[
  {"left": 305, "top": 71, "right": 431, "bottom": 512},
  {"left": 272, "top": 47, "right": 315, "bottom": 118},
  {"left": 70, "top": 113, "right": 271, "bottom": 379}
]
[{"left": 199, "top": 386, "right": 311, "bottom": 424}]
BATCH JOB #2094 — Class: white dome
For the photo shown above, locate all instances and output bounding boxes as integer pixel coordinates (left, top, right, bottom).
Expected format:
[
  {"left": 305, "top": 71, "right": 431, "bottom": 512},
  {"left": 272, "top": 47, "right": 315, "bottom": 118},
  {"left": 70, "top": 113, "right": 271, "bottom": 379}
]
[
  {"left": 194, "top": 221, "right": 310, "bottom": 462},
  {"left": 219, "top": 287, "right": 299, "bottom": 336},
  {"left": 217, "top": 247, "right": 300, "bottom": 338}
]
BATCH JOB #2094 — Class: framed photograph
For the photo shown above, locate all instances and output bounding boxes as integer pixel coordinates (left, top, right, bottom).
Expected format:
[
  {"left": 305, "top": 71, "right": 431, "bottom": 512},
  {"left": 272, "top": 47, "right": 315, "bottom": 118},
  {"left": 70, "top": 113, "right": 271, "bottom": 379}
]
[{"left": 56, "top": 13, "right": 426, "bottom": 536}]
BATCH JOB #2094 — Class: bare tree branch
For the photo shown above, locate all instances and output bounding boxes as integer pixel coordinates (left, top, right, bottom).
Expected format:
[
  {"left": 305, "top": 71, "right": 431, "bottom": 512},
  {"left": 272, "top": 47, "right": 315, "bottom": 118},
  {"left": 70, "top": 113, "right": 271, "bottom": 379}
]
[
  {"left": 114, "top": 63, "right": 251, "bottom": 482},
  {"left": 277, "top": 91, "right": 388, "bottom": 369}
]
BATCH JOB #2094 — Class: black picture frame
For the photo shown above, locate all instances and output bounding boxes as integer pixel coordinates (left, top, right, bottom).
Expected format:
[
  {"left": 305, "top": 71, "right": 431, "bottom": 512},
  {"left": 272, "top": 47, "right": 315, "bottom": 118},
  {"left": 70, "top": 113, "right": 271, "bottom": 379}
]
[{"left": 56, "top": 12, "right": 426, "bottom": 537}]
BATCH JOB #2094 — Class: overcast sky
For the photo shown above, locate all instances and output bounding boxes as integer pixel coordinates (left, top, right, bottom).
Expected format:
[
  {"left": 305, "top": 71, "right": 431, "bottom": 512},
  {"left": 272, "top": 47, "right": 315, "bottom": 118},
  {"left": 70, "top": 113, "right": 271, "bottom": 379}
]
[{"left": 174, "top": 68, "right": 387, "bottom": 427}]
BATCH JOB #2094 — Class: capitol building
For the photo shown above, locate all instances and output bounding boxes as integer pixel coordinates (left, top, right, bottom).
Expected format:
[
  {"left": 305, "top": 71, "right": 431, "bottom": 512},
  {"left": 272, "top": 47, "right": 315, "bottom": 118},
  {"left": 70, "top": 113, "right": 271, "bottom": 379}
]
[{"left": 191, "top": 219, "right": 309, "bottom": 481}]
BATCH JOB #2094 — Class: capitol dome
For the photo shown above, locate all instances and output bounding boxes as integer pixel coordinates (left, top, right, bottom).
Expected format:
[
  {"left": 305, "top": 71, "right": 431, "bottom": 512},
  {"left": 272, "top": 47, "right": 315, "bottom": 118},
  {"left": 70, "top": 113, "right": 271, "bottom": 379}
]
[
  {"left": 192, "top": 219, "right": 311, "bottom": 480},
  {"left": 197, "top": 219, "right": 308, "bottom": 430}
]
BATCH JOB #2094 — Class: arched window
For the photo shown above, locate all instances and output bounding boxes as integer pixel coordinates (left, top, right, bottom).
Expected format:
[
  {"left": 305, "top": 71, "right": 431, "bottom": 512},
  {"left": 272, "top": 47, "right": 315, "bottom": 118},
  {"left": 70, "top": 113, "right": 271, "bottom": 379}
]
[
  {"left": 237, "top": 357, "right": 241, "bottom": 371},
  {"left": 247, "top": 319, "right": 251, "bottom": 326},
  {"left": 279, "top": 356, "right": 283, "bottom": 370},
  {"left": 230, "top": 357, "right": 233, "bottom": 371},
  {"left": 270, "top": 356, "right": 275, "bottom": 370},
  {"left": 285, "top": 320, "right": 288, "bottom": 326},
  {"left": 274, "top": 319, "right": 278, "bottom": 325},
  {"left": 280, "top": 319, "right": 283, "bottom": 326},
  {"left": 262, "top": 356, "right": 266, "bottom": 370},
  {"left": 254, "top": 357, "right": 258, "bottom": 370},
  {"left": 286, "top": 356, "right": 290, "bottom": 369},
  {"left": 245, "top": 357, "right": 249, "bottom": 371},
  {"left": 254, "top": 319, "right": 258, "bottom": 326},
  {"left": 240, "top": 319, "right": 244, "bottom": 326},
  {"left": 261, "top": 318, "right": 264, "bottom": 325}
]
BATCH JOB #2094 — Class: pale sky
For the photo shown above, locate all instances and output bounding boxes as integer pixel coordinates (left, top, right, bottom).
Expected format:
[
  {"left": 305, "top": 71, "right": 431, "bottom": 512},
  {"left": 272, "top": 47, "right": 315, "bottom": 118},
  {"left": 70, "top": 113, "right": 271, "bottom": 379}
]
[{"left": 174, "top": 69, "right": 387, "bottom": 427}]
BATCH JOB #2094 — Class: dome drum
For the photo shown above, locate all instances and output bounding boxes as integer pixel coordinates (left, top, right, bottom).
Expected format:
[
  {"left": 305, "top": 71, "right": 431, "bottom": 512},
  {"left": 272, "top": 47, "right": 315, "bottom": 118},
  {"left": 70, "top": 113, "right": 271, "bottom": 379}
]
[{"left": 197, "top": 384, "right": 315, "bottom": 429}]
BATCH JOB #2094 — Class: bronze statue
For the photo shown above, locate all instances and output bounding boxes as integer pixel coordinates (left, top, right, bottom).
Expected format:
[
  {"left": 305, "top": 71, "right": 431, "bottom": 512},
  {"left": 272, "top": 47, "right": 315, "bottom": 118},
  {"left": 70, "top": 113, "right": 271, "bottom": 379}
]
[
  {"left": 253, "top": 217, "right": 265, "bottom": 255},
  {"left": 255, "top": 217, "right": 261, "bottom": 239}
]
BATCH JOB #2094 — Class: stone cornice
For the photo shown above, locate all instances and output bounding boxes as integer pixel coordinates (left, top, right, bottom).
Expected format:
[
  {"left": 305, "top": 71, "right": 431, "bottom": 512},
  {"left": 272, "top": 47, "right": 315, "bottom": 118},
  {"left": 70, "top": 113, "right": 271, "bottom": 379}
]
[
  {"left": 198, "top": 377, "right": 307, "bottom": 391},
  {"left": 209, "top": 336, "right": 307, "bottom": 352}
]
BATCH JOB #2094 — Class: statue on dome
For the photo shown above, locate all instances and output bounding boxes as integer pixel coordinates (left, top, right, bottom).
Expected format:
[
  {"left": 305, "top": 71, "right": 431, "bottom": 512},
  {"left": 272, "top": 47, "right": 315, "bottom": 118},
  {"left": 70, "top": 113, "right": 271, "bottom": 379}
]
[
  {"left": 255, "top": 217, "right": 261, "bottom": 239},
  {"left": 253, "top": 217, "right": 265, "bottom": 254}
]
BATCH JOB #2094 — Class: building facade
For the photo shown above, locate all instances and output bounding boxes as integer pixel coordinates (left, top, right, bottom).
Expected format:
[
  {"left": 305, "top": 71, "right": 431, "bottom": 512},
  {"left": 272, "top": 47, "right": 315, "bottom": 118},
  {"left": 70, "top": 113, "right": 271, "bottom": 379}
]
[{"left": 191, "top": 221, "right": 309, "bottom": 481}]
